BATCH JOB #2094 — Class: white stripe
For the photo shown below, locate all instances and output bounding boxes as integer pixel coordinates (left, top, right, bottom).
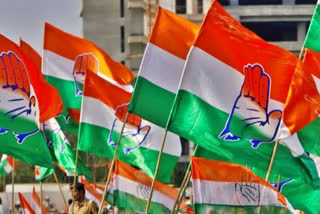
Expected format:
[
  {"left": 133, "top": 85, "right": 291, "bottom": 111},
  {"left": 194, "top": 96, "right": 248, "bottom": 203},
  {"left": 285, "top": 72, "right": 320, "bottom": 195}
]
[
  {"left": 113, "top": 174, "right": 174, "bottom": 210},
  {"left": 312, "top": 75, "right": 320, "bottom": 95},
  {"left": 4, "top": 163, "right": 13, "bottom": 174},
  {"left": 43, "top": 50, "right": 75, "bottom": 81},
  {"left": 81, "top": 96, "right": 181, "bottom": 156},
  {"left": 85, "top": 190, "right": 100, "bottom": 207},
  {"left": 43, "top": 50, "right": 133, "bottom": 92},
  {"left": 192, "top": 179, "right": 297, "bottom": 213},
  {"left": 31, "top": 200, "right": 41, "bottom": 214},
  {"left": 317, "top": 0, "right": 320, "bottom": 5},
  {"left": 181, "top": 46, "right": 284, "bottom": 114},
  {"left": 138, "top": 43, "right": 185, "bottom": 93},
  {"left": 279, "top": 133, "right": 305, "bottom": 157}
]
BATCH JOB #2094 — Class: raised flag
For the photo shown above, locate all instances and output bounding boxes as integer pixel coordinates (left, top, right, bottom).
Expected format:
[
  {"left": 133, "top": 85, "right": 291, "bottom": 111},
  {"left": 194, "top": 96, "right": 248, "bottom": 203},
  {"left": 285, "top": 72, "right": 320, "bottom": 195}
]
[
  {"left": 78, "top": 71, "right": 181, "bottom": 183},
  {"left": 128, "top": 7, "right": 199, "bottom": 128},
  {"left": 110, "top": 160, "right": 178, "bottom": 213},
  {"left": 0, "top": 155, "right": 17, "bottom": 175},
  {"left": 191, "top": 157, "right": 297, "bottom": 214},
  {"left": 43, "top": 23, "right": 134, "bottom": 132},
  {"left": 35, "top": 165, "right": 53, "bottom": 181},
  {"left": 31, "top": 187, "right": 50, "bottom": 214},
  {"left": 18, "top": 192, "right": 36, "bottom": 214},
  {"left": 42, "top": 118, "right": 92, "bottom": 178},
  {"left": 303, "top": 0, "right": 320, "bottom": 52},
  {"left": 0, "top": 34, "right": 58, "bottom": 168},
  {"left": 166, "top": 2, "right": 319, "bottom": 212},
  {"left": 281, "top": 49, "right": 320, "bottom": 156}
]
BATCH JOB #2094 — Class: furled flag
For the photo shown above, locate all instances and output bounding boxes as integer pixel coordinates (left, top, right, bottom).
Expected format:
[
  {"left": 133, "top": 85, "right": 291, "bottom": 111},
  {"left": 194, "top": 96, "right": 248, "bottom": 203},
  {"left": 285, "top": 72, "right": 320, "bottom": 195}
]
[
  {"left": 78, "top": 176, "right": 108, "bottom": 208},
  {"left": 166, "top": 1, "right": 319, "bottom": 212},
  {"left": 281, "top": 49, "right": 320, "bottom": 156},
  {"left": 191, "top": 157, "right": 297, "bottom": 214},
  {"left": 78, "top": 71, "right": 181, "bottom": 183},
  {"left": 31, "top": 187, "right": 50, "bottom": 214},
  {"left": 0, "top": 34, "right": 61, "bottom": 168},
  {"left": 128, "top": 7, "right": 199, "bottom": 128},
  {"left": 109, "top": 160, "right": 178, "bottom": 213},
  {"left": 0, "top": 155, "right": 18, "bottom": 175},
  {"left": 18, "top": 192, "right": 36, "bottom": 214},
  {"left": 42, "top": 118, "right": 92, "bottom": 178},
  {"left": 303, "top": 0, "right": 320, "bottom": 52},
  {"left": 43, "top": 23, "right": 134, "bottom": 133},
  {"left": 35, "top": 165, "right": 54, "bottom": 181}
]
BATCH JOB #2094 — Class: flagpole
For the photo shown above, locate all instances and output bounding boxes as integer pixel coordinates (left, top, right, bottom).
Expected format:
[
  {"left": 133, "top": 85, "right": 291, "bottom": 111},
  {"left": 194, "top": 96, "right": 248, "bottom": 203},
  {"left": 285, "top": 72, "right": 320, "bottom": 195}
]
[
  {"left": 53, "top": 172, "right": 68, "bottom": 209},
  {"left": 174, "top": 170, "right": 192, "bottom": 214},
  {"left": 11, "top": 159, "right": 15, "bottom": 214},
  {"left": 40, "top": 181, "right": 43, "bottom": 214},
  {"left": 71, "top": 148, "right": 79, "bottom": 214},
  {"left": 171, "top": 168, "right": 190, "bottom": 214},
  {"left": 97, "top": 112, "right": 129, "bottom": 214}
]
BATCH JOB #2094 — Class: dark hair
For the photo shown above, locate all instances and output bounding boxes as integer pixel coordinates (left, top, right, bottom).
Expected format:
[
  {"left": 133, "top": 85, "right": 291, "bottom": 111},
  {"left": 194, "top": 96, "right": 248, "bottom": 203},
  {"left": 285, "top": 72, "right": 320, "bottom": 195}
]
[
  {"left": 68, "top": 199, "right": 72, "bottom": 206},
  {"left": 75, "top": 183, "right": 85, "bottom": 194},
  {"left": 0, "top": 197, "right": 2, "bottom": 204}
]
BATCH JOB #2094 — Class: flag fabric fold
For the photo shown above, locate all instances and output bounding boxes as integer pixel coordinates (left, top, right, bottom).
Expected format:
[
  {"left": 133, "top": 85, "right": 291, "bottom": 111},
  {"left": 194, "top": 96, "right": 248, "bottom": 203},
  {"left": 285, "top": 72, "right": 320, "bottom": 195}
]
[
  {"left": 166, "top": 1, "right": 319, "bottom": 212},
  {"left": 18, "top": 192, "right": 36, "bottom": 214},
  {"left": 31, "top": 187, "right": 50, "bottom": 214},
  {"left": 303, "top": 0, "right": 320, "bottom": 52},
  {"left": 78, "top": 71, "right": 181, "bottom": 183},
  {"left": 191, "top": 157, "right": 297, "bottom": 214},
  {"left": 0, "top": 155, "right": 17, "bottom": 175},
  {"left": 43, "top": 23, "right": 134, "bottom": 132},
  {"left": 35, "top": 165, "right": 54, "bottom": 181},
  {"left": 128, "top": 7, "right": 199, "bottom": 128},
  {"left": 109, "top": 160, "right": 178, "bottom": 213},
  {"left": 0, "top": 34, "right": 54, "bottom": 168}
]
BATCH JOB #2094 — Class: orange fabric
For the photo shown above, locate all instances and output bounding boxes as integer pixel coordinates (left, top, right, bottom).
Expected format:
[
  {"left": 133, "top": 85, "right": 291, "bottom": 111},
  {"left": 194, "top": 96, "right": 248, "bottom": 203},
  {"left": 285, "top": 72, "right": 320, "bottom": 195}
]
[
  {"left": 149, "top": 7, "right": 200, "bottom": 59},
  {"left": 67, "top": 108, "right": 81, "bottom": 123},
  {"left": 6, "top": 156, "right": 18, "bottom": 168},
  {"left": 32, "top": 187, "right": 50, "bottom": 214},
  {"left": 0, "top": 34, "right": 63, "bottom": 122},
  {"left": 79, "top": 177, "right": 108, "bottom": 206},
  {"left": 19, "top": 39, "right": 63, "bottom": 122},
  {"left": 43, "top": 23, "right": 134, "bottom": 85},
  {"left": 191, "top": 157, "right": 287, "bottom": 206},
  {"left": 115, "top": 160, "right": 178, "bottom": 200},
  {"left": 18, "top": 192, "right": 36, "bottom": 214},
  {"left": 282, "top": 49, "right": 320, "bottom": 134},
  {"left": 194, "top": 2, "right": 298, "bottom": 103}
]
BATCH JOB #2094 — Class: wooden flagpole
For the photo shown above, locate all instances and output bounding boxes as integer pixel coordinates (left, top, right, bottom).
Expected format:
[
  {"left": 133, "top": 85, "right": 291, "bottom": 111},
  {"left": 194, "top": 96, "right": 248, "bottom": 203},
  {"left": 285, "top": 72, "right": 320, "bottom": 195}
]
[
  {"left": 53, "top": 172, "right": 68, "bottom": 209},
  {"left": 40, "top": 181, "right": 43, "bottom": 214},
  {"left": 144, "top": 130, "right": 168, "bottom": 214},
  {"left": 71, "top": 148, "right": 79, "bottom": 214},
  {"left": 11, "top": 159, "right": 15, "bottom": 214},
  {"left": 174, "top": 170, "right": 192, "bottom": 214},
  {"left": 97, "top": 112, "right": 129, "bottom": 214},
  {"left": 170, "top": 168, "right": 190, "bottom": 214}
]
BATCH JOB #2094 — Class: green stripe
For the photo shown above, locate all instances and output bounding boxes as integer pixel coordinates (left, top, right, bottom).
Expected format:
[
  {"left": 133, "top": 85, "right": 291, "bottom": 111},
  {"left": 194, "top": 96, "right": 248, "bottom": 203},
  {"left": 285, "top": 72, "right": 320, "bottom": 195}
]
[
  {"left": 113, "top": 190, "right": 171, "bottom": 214},
  {"left": 297, "top": 117, "right": 320, "bottom": 156},
  {"left": 0, "top": 111, "right": 53, "bottom": 168},
  {"left": 0, "top": 159, "right": 8, "bottom": 175},
  {"left": 304, "top": 4, "right": 320, "bottom": 52},
  {"left": 194, "top": 204, "right": 292, "bottom": 214},
  {"left": 78, "top": 122, "right": 178, "bottom": 183},
  {"left": 169, "top": 91, "right": 319, "bottom": 213},
  {"left": 129, "top": 76, "right": 175, "bottom": 128}
]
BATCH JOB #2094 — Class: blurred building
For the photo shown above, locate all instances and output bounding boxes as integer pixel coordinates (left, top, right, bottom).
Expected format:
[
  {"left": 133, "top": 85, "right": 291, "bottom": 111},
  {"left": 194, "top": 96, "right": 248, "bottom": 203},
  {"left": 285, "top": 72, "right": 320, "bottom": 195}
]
[{"left": 81, "top": 0, "right": 317, "bottom": 181}]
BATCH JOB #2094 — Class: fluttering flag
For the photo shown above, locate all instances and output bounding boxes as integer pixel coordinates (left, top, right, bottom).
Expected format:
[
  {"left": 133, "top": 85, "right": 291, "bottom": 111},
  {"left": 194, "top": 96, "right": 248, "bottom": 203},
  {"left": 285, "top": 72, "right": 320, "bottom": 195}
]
[
  {"left": 18, "top": 192, "right": 36, "bottom": 214},
  {"left": 191, "top": 157, "right": 297, "bottom": 214},
  {"left": 43, "top": 23, "right": 134, "bottom": 132},
  {"left": 35, "top": 165, "right": 54, "bottom": 181},
  {"left": 128, "top": 7, "right": 199, "bottom": 128},
  {"left": 109, "top": 160, "right": 178, "bottom": 213},
  {"left": 0, "top": 155, "right": 18, "bottom": 175},
  {"left": 166, "top": 1, "right": 319, "bottom": 213},
  {"left": 42, "top": 118, "right": 92, "bottom": 178},
  {"left": 31, "top": 187, "right": 50, "bottom": 214},
  {"left": 78, "top": 71, "right": 181, "bottom": 183},
  {"left": 303, "top": 0, "right": 320, "bottom": 52},
  {"left": 0, "top": 34, "right": 58, "bottom": 168}
]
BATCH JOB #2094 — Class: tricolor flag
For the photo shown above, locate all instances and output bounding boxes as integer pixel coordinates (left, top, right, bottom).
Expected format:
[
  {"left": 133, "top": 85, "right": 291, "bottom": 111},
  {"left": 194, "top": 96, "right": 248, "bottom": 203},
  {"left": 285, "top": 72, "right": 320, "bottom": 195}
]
[
  {"left": 167, "top": 1, "right": 319, "bottom": 213},
  {"left": 93, "top": 182, "right": 104, "bottom": 195},
  {"left": 42, "top": 118, "right": 92, "bottom": 178},
  {"left": 128, "top": 7, "right": 199, "bottom": 128},
  {"left": 18, "top": 192, "right": 36, "bottom": 214},
  {"left": 191, "top": 157, "right": 297, "bottom": 214},
  {"left": 0, "top": 34, "right": 60, "bottom": 168},
  {"left": 110, "top": 160, "right": 178, "bottom": 213},
  {"left": 78, "top": 71, "right": 181, "bottom": 183},
  {"left": 0, "top": 155, "right": 18, "bottom": 175},
  {"left": 303, "top": 0, "right": 320, "bottom": 52},
  {"left": 35, "top": 165, "right": 54, "bottom": 181},
  {"left": 31, "top": 187, "right": 50, "bottom": 214},
  {"left": 43, "top": 23, "right": 134, "bottom": 132}
]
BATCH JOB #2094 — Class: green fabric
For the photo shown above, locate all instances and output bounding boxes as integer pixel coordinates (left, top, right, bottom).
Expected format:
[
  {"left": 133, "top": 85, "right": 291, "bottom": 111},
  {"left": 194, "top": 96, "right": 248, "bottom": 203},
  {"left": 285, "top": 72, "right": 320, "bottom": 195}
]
[
  {"left": 44, "top": 76, "right": 81, "bottom": 133},
  {"left": 297, "top": 117, "right": 320, "bottom": 156},
  {"left": 304, "top": 4, "right": 320, "bottom": 52},
  {"left": 0, "top": 110, "right": 53, "bottom": 168},
  {"left": 78, "top": 122, "right": 178, "bottom": 183},
  {"left": 43, "top": 119, "right": 92, "bottom": 178},
  {"left": 169, "top": 91, "right": 320, "bottom": 213},
  {"left": 0, "top": 157, "right": 9, "bottom": 175},
  {"left": 36, "top": 166, "right": 54, "bottom": 181},
  {"left": 128, "top": 76, "right": 175, "bottom": 128}
]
